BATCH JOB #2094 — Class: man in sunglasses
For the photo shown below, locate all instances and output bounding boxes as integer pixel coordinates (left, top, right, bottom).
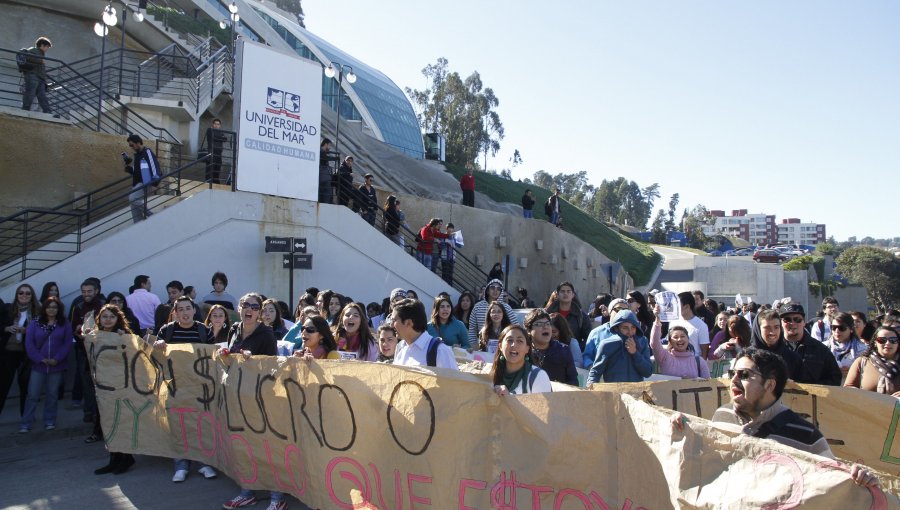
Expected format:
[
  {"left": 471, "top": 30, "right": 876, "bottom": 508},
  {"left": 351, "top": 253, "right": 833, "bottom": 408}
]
[
  {"left": 674, "top": 348, "right": 879, "bottom": 488},
  {"left": 779, "top": 302, "right": 842, "bottom": 386}
]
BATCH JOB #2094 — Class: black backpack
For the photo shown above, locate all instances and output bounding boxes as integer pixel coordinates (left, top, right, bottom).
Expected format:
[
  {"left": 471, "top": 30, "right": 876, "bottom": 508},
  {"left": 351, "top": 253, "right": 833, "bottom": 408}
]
[
  {"left": 16, "top": 48, "right": 34, "bottom": 73},
  {"left": 426, "top": 336, "right": 444, "bottom": 367},
  {"left": 543, "top": 198, "right": 553, "bottom": 218}
]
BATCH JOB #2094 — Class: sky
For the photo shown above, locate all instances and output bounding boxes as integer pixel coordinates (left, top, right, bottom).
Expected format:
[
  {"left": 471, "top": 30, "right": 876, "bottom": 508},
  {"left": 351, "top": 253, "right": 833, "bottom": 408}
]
[{"left": 301, "top": 0, "right": 899, "bottom": 241}]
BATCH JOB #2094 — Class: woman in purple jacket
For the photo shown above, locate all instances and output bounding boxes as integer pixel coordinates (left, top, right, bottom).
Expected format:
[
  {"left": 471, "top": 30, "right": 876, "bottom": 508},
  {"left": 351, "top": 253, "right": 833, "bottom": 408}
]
[{"left": 19, "top": 296, "right": 72, "bottom": 432}]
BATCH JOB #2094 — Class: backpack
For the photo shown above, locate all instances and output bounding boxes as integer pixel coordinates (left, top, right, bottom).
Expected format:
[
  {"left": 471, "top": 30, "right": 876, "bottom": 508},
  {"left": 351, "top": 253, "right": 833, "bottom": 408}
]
[
  {"left": 16, "top": 48, "right": 35, "bottom": 73},
  {"left": 544, "top": 198, "right": 552, "bottom": 217},
  {"left": 426, "top": 336, "right": 444, "bottom": 367},
  {"left": 522, "top": 366, "right": 542, "bottom": 394}
]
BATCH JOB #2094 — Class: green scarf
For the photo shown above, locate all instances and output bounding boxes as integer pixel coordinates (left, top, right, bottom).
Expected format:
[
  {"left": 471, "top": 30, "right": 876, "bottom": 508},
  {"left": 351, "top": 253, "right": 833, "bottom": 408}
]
[{"left": 500, "top": 356, "right": 533, "bottom": 394}]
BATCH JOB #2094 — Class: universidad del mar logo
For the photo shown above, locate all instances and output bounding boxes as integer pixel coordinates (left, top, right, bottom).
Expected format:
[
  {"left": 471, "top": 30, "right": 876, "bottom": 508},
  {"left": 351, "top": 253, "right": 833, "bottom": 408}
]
[{"left": 266, "top": 87, "right": 301, "bottom": 119}]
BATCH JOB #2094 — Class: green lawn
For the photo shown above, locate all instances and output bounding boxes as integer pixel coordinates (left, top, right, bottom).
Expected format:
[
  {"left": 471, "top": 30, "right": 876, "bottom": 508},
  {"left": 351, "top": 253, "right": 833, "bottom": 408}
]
[{"left": 443, "top": 164, "right": 660, "bottom": 285}]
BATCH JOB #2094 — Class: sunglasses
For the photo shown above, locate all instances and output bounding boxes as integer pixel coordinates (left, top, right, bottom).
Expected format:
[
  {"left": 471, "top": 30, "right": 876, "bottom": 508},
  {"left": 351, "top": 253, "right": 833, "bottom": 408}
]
[
  {"left": 17, "top": 291, "right": 32, "bottom": 296},
  {"left": 876, "top": 336, "right": 899, "bottom": 345},
  {"left": 240, "top": 303, "right": 261, "bottom": 311},
  {"left": 781, "top": 316, "right": 805, "bottom": 324},
  {"left": 302, "top": 326, "right": 318, "bottom": 334},
  {"left": 831, "top": 324, "right": 849, "bottom": 332},
  {"left": 728, "top": 368, "right": 762, "bottom": 381}
]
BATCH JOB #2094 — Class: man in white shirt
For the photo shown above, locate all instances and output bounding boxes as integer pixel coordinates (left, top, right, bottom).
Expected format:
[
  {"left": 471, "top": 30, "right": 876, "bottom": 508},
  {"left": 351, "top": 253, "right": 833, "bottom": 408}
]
[
  {"left": 810, "top": 297, "right": 840, "bottom": 342},
  {"left": 126, "top": 274, "right": 161, "bottom": 334},
  {"left": 392, "top": 299, "right": 458, "bottom": 370},
  {"left": 669, "top": 291, "right": 710, "bottom": 358}
]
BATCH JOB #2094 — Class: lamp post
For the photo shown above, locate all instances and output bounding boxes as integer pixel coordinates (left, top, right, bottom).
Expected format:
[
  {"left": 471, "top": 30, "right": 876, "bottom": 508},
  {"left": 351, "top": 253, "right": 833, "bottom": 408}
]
[
  {"left": 117, "top": 1, "right": 145, "bottom": 96},
  {"left": 94, "top": 3, "right": 118, "bottom": 131},
  {"left": 323, "top": 62, "right": 356, "bottom": 154},
  {"left": 219, "top": 2, "right": 240, "bottom": 56}
]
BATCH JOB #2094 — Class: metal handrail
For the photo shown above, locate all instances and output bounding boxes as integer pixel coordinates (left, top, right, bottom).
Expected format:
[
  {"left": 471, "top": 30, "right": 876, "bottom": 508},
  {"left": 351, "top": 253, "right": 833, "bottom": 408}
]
[{"left": 0, "top": 131, "right": 238, "bottom": 287}]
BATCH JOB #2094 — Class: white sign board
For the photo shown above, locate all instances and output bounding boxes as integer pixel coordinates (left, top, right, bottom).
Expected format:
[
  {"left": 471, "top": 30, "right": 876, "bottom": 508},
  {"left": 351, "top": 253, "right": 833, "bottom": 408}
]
[{"left": 234, "top": 41, "right": 322, "bottom": 200}]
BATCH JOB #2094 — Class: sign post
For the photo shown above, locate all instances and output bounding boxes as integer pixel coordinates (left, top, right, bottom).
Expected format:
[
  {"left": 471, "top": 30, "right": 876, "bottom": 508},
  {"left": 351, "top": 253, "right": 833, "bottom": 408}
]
[{"left": 265, "top": 236, "right": 312, "bottom": 308}]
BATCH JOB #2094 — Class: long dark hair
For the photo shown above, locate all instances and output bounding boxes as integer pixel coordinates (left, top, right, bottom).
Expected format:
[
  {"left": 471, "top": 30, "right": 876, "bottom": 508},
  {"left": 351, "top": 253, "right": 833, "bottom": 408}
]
[
  {"left": 10, "top": 283, "right": 40, "bottom": 320},
  {"left": 332, "top": 302, "right": 374, "bottom": 359},
  {"left": 726, "top": 315, "right": 752, "bottom": 348},
  {"left": 454, "top": 291, "right": 476, "bottom": 323},
  {"left": 864, "top": 326, "right": 900, "bottom": 359},
  {"left": 489, "top": 325, "right": 533, "bottom": 385},
  {"left": 479, "top": 301, "right": 512, "bottom": 351},
  {"left": 430, "top": 296, "right": 454, "bottom": 326},
  {"left": 627, "top": 290, "right": 653, "bottom": 331},
  {"left": 549, "top": 312, "right": 573, "bottom": 344},
  {"left": 305, "top": 315, "right": 337, "bottom": 354},
  {"left": 96, "top": 304, "right": 134, "bottom": 334},
  {"left": 39, "top": 281, "right": 59, "bottom": 304},
  {"left": 38, "top": 296, "right": 66, "bottom": 326}
]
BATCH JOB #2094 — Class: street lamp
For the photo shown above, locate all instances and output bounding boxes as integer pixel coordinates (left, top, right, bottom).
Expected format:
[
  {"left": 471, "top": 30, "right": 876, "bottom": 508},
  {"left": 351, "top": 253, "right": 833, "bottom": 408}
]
[
  {"left": 220, "top": 2, "right": 240, "bottom": 55},
  {"left": 323, "top": 62, "right": 356, "bottom": 154},
  {"left": 94, "top": 3, "right": 118, "bottom": 131},
  {"left": 118, "top": 1, "right": 144, "bottom": 96}
]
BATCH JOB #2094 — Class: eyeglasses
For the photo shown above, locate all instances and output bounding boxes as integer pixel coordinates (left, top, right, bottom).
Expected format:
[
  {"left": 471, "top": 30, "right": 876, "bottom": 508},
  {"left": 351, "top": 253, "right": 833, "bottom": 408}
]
[
  {"left": 876, "top": 336, "right": 899, "bottom": 345},
  {"left": 240, "top": 302, "right": 261, "bottom": 311},
  {"left": 17, "top": 290, "right": 32, "bottom": 296},
  {"left": 781, "top": 316, "right": 805, "bottom": 324},
  {"left": 302, "top": 326, "right": 318, "bottom": 334},
  {"left": 831, "top": 324, "right": 848, "bottom": 332},
  {"left": 531, "top": 320, "right": 551, "bottom": 329},
  {"left": 728, "top": 368, "right": 762, "bottom": 381}
]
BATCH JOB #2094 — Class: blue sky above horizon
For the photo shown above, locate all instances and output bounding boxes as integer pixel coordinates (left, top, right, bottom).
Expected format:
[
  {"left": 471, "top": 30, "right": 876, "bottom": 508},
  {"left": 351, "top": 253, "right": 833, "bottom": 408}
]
[{"left": 303, "top": 0, "right": 898, "bottom": 241}]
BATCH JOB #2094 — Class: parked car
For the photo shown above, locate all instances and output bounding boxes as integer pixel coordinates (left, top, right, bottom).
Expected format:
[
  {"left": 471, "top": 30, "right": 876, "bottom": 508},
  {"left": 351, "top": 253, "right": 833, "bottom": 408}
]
[
  {"left": 753, "top": 249, "right": 790, "bottom": 263},
  {"left": 733, "top": 248, "right": 753, "bottom": 256}
]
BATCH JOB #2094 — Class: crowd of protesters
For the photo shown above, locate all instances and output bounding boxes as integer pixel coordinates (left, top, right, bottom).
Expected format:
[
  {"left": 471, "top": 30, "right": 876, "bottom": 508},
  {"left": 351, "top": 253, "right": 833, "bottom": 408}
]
[{"left": 0, "top": 269, "right": 893, "bottom": 508}]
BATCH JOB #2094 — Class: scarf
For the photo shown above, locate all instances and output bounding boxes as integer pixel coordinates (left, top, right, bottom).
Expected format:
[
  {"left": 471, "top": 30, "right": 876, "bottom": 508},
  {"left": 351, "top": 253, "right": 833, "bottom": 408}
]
[
  {"left": 869, "top": 354, "right": 900, "bottom": 395},
  {"left": 829, "top": 338, "right": 862, "bottom": 363},
  {"left": 500, "top": 356, "right": 533, "bottom": 394}
]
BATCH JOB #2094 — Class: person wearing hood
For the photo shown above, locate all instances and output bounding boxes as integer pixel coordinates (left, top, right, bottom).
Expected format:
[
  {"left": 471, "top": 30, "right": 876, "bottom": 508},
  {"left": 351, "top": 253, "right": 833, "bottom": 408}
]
[
  {"left": 582, "top": 298, "right": 629, "bottom": 369},
  {"left": 587, "top": 309, "right": 652, "bottom": 385},
  {"left": 650, "top": 305, "right": 710, "bottom": 379},
  {"left": 468, "top": 279, "right": 520, "bottom": 347},
  {"left": 749, "top": 308, "right": 802, "bottom": 380},
  {"left": 544, "top": 281, "right": 593, "bottom": 351}
]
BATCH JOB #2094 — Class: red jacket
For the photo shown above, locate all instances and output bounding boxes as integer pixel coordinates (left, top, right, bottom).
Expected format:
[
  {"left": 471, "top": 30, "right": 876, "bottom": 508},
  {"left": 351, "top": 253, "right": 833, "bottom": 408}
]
[
  {"left": 417, "top": 225, "right": 450, "bottom": 254},
  {"left": 460, "top": 173, "right": 475, "bottom": 191}
]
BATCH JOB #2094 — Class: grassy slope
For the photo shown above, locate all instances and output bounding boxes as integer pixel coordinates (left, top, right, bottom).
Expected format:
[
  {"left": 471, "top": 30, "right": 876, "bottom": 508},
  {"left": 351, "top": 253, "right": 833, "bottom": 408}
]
[{"left": 443, "top": 164, "right": 661, "bottom": 286}]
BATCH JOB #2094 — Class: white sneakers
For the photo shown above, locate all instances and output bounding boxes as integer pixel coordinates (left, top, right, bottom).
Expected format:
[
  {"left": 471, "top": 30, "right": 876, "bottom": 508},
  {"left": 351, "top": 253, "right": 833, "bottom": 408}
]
[
  {"left": 198, "top": 466, "right": 217, "bottom": 479},
  {"left": 172, "top": 469, "right": 188, "bottom": 483}
]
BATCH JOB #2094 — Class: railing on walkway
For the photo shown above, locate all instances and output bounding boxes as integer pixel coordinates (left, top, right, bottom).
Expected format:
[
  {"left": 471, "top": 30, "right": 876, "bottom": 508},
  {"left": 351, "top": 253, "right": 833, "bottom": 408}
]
[
  {"left": 0, "top": 131, "right": 237, "bottom": 288},
  {"left": 0, "top": 48, "right": 182, "bottom": 169}
]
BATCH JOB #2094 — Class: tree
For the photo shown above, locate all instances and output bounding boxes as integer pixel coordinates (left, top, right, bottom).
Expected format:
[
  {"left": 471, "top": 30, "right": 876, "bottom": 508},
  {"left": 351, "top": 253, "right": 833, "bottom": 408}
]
[
  {"left": 681, "top": 205, "right": 711, "bottom": 249},
  {"left": 275, "top": 0, "right": 305, "bottom": 27},
  {"left": 510, "top": 149, "right": 523, "bottom": 167},
  {"left": 650, "top": 209, "right": 667, "bottom": 244},
  {"left": 665, "top": 193, "right": 680, "bottom": 233},
  {"left": 405, "top": 59, "right": 505, "bottom": 168},
  {"left": 836, "top": 246, "right": 900, "bottom": 312}
]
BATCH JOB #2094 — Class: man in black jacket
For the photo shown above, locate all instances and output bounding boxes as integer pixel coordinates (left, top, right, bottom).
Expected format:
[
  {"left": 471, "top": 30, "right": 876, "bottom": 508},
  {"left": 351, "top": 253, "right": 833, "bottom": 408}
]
[
  {"left": 21, "top": 37, "right": 52, "bottom": 114},
  {"left": 125, "top": 134, "right": 161, "bottom": 223},
  {"left": 778, "top": 302, "right": 842, "bottom": 386},
  {"left": 521, "top": 189, "right": 535, "bottom": 219}
]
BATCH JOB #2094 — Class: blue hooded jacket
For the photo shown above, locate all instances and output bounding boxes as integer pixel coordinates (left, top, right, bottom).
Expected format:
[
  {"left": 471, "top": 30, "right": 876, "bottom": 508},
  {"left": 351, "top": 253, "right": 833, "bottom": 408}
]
[{"left": 588, "top": 310, "right": 652, "bottom": 383}]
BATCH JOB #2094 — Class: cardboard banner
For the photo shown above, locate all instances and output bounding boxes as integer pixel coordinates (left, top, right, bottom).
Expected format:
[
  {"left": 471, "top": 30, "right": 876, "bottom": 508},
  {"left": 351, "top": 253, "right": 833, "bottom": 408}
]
[{"left": 88, "top": 331, "right": 899, "bottom": 508}]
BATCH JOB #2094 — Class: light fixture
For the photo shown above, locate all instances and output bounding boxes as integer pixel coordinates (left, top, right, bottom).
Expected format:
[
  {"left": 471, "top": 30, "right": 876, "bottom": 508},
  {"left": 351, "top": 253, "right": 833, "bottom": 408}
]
[
  {"left": 324, "top": 64, "right": 335, "bottom": 78},
  {"left": 134, "top": 10, "right": 144, "bottom": 23},
  {"left": 346, "top": 70, "right": 357, "bottom": 83},
  {"left": 102, "top": 4, "right": 118, "bottom": 26},
  {"left": 232, "top": 13, "right": 240, "bottom": 23},
  {"left": 219, "top": 19, "right": 228, "bottom": 29},
  {"left": 228, "top": 1, "right": 238, "bottom": 14},
  {"left": 94, "top": 21, "right": 109, "bottom": 37}
]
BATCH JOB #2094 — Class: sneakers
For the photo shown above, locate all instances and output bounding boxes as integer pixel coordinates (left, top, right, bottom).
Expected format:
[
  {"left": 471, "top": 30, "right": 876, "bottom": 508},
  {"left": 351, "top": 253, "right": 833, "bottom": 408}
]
[
  {"left": 198, "top": 466, "right": 217, "bottom": 479},
  {"left": 172, "top": 469, "right": 188, "bottom": 482},
  {"left": 18, "top": 426, "right": 29, "bottom": 434},
  {"left": 223, "top": 495, "right": 257, "bottom": 509},
  {"left": 265, "top": 501, "right": 287, "bottom": 510},
  {"left": 45, "top": 424, "right": 56, "bottom": 430}
]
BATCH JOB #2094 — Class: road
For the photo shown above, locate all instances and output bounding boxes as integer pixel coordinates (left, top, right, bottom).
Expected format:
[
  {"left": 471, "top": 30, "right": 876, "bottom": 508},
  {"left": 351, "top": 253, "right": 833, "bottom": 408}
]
[
  {"left": 645, "top": 246, "right": 698, "bottom": 290},
  {"left": 0, "top": 404, "right": 311, "bottom": 510}
]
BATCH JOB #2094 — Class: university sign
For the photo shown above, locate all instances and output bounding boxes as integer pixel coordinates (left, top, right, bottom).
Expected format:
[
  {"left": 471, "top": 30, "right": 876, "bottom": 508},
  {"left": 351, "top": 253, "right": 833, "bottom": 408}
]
[{"left": 234, "top": 41, "right": 322, "bottom": 200}]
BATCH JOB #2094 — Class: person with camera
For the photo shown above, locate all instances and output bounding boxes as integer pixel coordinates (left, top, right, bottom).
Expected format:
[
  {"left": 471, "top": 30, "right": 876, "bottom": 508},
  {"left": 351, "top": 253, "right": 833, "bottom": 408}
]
[{"left": 124, "top": 134, "right": 161, "bottom": 223}]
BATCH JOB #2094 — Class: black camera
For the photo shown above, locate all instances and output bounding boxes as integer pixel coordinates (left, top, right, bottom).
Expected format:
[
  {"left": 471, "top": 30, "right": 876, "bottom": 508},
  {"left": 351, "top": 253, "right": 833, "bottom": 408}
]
[{"left": 121, "top": 152, "right": 132, "bottom": 164}]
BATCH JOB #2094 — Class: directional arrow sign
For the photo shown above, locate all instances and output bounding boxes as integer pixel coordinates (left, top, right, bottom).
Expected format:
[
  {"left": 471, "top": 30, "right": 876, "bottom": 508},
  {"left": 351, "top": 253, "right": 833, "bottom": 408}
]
[
  {"left": 293, "top": 238, "right": 307, "bottom": 253},
  {"left": 282, "top": 254, "right": 312, "bottom": 270},
  {"left": 266, "top": 236, "right": 291, "bottom": 253}
]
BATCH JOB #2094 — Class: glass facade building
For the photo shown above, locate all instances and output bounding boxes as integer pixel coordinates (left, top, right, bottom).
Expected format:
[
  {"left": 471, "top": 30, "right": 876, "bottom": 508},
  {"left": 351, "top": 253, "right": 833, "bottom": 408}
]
[{"left": 243, "top": 2, "right": 424, "bottom": 159}]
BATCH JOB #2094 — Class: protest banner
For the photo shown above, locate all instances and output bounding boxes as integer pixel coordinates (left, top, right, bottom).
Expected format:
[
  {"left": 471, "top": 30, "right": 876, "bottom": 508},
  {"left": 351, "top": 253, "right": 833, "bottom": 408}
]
[{"left": 88, "top": 331, "right": 898, "bottom": 508}]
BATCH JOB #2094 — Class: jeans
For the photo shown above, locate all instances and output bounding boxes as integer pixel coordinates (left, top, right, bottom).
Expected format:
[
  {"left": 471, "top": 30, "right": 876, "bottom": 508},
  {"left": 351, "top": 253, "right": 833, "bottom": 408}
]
[
  {"left": 441, "top": 260, "right": 455, "bottom": 285},
  {"left": 462, "top": 189, "right": 474, "bottom": 207},
  {"left": 129, "top": 184, "right": 152, "bottom": 223},
  {"left": 75, "top": 342, "right": 97, "bottom": 416},
  {"left": 416, "top": 252, "right": 432, "bottom": 270},
  {"left": 550, "top": 211, "right": 560, "bottom": 226},
  {"left": 22, "top": 73, "right": 51, "bottom": 113},
  {"left": 239, "top": 489, "right": 283, "bottom": 502},
  {"left": 523, "top": 210, "right": 533, "bottom": 219},
  {"left": 21, "top": 370, "right": 63, "bottom": 428}
]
